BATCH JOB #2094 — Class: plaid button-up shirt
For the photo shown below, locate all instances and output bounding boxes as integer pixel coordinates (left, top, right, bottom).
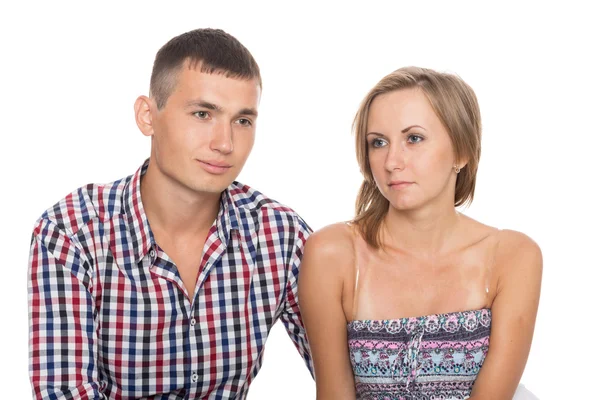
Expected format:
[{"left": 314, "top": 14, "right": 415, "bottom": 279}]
[{"left": 28, "top": 160, "right": 313, "bottom": 399}]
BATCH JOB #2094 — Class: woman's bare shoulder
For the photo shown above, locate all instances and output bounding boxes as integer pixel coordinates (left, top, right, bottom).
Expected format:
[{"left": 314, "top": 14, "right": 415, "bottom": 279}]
[
  {"left": 305, "top": 222, "right": 356, "bottom": 261},
  {"left": 460, "top": 216, "right": 539, "bottom": 256},
  {"left": 300, "top": 222, "right": 357, "bottom": 292},
  {"left": 495, "top": 229, "right": 543, "bottom": 279},
  {"left": 497, "top": 229, "right": 542, "bottom": 259}
]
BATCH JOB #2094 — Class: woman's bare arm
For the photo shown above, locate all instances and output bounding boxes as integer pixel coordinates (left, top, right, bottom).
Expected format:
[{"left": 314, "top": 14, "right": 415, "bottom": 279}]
[
  {"left": 469, "top": 230, "right": 543, "bottom": 399},
  {"left": 298, "top": 224, "right": 356, "bottom": 400}
]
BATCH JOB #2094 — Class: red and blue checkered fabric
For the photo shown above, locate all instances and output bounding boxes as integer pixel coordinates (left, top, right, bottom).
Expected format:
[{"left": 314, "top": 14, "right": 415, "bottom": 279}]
[{"left": 28, "top": 160, "right": 313, "bottom": 399}]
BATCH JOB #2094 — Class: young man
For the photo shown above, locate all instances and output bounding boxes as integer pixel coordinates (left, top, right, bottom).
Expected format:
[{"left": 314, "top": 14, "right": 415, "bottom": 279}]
[{"left": 28, "top": 28, "right": 312, "bottom": 399}]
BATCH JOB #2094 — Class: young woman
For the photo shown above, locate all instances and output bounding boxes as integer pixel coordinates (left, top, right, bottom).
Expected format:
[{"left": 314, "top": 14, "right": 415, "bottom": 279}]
[{"left": 299, "top": 67, "right": 542, "bottom": 399}]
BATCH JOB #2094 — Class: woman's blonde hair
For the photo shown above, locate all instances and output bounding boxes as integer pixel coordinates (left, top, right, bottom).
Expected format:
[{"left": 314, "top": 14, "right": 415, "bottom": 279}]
[{"left": 353, "top": 66, "right": 482, "bottom": 248}]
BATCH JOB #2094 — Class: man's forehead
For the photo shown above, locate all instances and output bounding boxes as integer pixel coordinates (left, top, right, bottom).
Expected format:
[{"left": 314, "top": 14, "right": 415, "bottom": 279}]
[
  {"left": 158, "top": 61, "right": 261, "bottom": 114},
  {"left": 178, "top": 68, "right": 260, "bottom": 94},
  {"left": 181, "top": 59, "right": 261, "bottom": 87}
]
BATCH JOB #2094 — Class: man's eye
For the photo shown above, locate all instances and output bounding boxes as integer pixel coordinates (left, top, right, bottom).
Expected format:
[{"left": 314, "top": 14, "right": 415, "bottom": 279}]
[
  {"left": 193, "top": 111, "right": 209, "bottom": 119},
  {"left": 236, "top": 118, "right": 252, "bottom": 127}
]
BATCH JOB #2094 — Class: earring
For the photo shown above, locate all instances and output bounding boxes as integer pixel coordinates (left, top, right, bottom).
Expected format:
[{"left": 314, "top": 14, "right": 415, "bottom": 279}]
[{"left": 454, "top": 164, "right": 461, "bottom": 174}]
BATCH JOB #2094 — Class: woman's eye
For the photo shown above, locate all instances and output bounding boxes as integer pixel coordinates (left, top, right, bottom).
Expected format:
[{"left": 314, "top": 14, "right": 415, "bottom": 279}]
[
  {"left": 371, "top": 138, "right": 387, "bottom": 148},
  {"left": 408, "top": 135, "right": 423, "bottom": 144}
]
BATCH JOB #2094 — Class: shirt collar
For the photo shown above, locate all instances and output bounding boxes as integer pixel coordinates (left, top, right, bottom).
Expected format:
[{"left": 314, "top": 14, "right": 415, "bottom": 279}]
[
  {"left": 122, "top": 159, "right": 242, "bottom": 265},
  {"left": 122, "top": 159, "right": 154, "bottom": 264},
  {"left": 217, "top": 181, "right": 242, "bottom": 244}
]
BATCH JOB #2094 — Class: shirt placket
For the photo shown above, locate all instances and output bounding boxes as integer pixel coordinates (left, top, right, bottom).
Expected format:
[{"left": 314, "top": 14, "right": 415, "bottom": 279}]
[
  {"left": 187, "top": 228, "right": 229, "bottom": 399},
  {"left": 145, "top": 245, "right": 193, "bottom": 396}
]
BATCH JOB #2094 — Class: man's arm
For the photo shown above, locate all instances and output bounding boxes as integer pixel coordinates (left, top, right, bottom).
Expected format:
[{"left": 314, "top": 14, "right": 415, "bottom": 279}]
[
  {"left": 28, "top": 218, "right": 103, "bottom": 399},
  {"left": 279, "top": 216, "right": 314, "bottom": 377}
]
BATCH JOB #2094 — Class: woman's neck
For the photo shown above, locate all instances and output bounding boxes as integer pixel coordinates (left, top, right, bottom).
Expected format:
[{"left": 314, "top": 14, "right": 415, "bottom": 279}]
[{"left": 382, "top": 202, "right": 463, "bottom": 258}]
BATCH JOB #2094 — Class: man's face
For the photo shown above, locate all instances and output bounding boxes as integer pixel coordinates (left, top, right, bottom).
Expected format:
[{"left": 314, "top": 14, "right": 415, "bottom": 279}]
[{"left": 148, "top": 62, "right": 260, "bottom": 195}]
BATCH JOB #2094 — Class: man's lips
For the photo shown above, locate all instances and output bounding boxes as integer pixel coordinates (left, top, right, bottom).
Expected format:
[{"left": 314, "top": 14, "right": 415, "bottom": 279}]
[
  {"left": 197, "top": 159, "right": 232, "bottom": 174},
  {"left": 200, "top": 160, "right": 231, "bottom": 168}
]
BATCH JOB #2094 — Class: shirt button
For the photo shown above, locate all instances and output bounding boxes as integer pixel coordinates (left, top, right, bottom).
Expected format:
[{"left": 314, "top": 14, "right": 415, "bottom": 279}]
[
  {"left": 149, "top": 249, "right": 156, "bottom": 258},
  {"left": 191, "top": 372, "right": 199, "bottom": 383},
  {"left": 190, "top": 318, "right": 197, "bottom": 326}
]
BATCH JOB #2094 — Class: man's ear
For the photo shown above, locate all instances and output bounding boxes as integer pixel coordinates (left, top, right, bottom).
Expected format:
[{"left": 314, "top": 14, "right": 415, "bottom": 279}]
[{"left": 134, "top": 95, "right": 155, "bottom": 137}]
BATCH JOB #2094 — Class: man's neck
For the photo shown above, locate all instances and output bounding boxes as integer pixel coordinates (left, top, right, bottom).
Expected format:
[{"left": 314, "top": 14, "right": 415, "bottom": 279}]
[{"left": 140, "top": 162, "right": 222, "bottom": 240}]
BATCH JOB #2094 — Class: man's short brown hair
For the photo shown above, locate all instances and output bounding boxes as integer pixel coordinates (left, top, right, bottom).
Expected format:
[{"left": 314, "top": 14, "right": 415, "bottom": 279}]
[{"left": 150, "top": 28, "right": 261, "bottom": 109}]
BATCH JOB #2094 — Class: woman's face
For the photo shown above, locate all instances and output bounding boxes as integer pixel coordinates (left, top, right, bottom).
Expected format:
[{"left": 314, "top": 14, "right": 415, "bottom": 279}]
[{"left": 366, "top": 88, "right": 461, "bottom": 211}]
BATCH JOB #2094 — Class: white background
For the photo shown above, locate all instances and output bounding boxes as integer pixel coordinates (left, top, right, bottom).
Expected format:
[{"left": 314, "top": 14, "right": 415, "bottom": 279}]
[{"left": 1, "top": 1, "right": 598, "bottom": 398}]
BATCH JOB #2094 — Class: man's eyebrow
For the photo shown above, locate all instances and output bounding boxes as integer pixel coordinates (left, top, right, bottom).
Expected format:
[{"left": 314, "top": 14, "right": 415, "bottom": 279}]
[
  {"left": 186, "top": 100, "right": 222, "bottom": 111},
  {"left": 238, "top": 108, "right": 258, "bottom": 117},
  {"left": 186, "top": 101, "right": 257, "bottom": 117}
]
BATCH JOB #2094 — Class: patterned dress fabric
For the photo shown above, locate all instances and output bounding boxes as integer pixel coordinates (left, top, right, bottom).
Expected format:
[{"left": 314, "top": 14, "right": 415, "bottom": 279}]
[{"left": 348, "top": 308, "right": 491, "bottom": 400}]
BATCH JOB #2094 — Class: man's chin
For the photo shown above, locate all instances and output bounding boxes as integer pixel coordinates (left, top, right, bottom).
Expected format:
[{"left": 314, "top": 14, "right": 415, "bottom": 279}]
[
  {"left": 188, "top": 180, "right": 233, "bottom": 196},
  {"left": 182, "top": 169, "right": 240, "bottom": 195}
]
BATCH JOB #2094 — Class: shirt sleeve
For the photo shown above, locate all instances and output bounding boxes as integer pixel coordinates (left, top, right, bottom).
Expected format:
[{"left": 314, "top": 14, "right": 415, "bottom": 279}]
[
  {"left": 28, "top": 218, "right": 104, "bottom": 399},
  {"left": 279, "top": 215, "right": 315, "bottom": 378}
]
